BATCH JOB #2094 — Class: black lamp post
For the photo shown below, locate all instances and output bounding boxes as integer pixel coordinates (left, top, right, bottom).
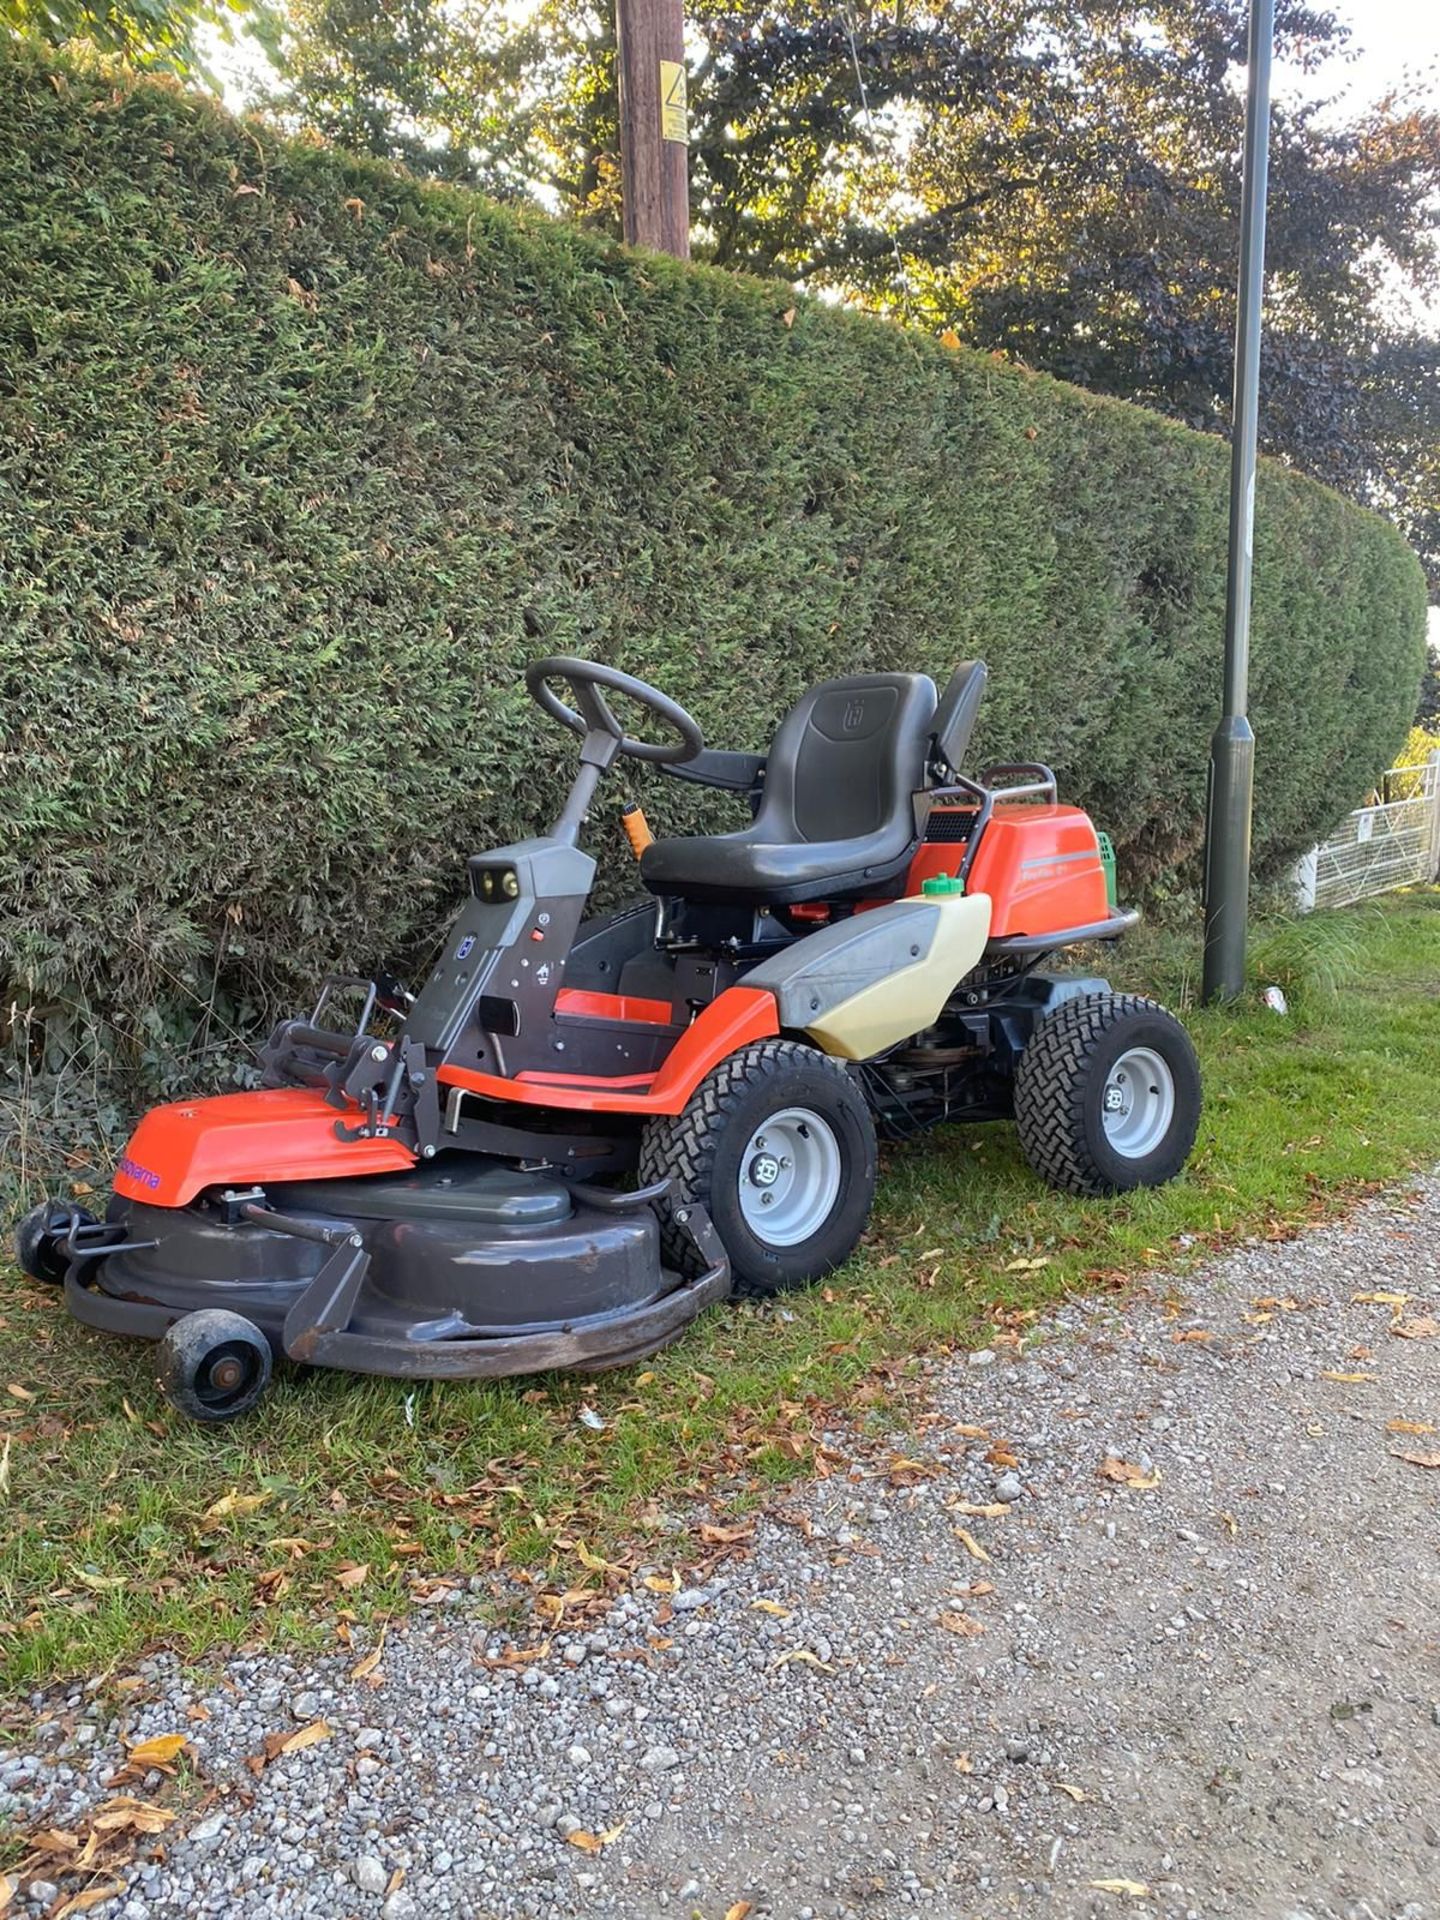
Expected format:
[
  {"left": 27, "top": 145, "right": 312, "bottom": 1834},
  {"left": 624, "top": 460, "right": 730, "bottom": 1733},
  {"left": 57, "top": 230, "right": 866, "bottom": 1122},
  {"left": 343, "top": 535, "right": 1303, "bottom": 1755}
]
[{"left": 1202, "top": 0, "right": 1275, "bottom": 1002}]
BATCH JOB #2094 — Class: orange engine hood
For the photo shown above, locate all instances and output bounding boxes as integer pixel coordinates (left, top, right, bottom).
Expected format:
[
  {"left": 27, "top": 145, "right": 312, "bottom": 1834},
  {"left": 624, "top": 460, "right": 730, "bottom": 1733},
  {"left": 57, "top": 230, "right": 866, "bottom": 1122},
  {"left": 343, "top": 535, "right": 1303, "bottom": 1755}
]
[{"left": 113, "top": 1087, "right": 416, "bottom": 1209}]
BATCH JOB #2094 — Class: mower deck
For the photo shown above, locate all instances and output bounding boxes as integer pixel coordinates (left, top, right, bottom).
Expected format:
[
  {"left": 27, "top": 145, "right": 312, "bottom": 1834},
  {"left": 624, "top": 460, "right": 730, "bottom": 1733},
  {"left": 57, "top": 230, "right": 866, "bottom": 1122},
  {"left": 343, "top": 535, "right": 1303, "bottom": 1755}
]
[{"left": 62, "top": 1158, "right": 729, "bottom": 1379}]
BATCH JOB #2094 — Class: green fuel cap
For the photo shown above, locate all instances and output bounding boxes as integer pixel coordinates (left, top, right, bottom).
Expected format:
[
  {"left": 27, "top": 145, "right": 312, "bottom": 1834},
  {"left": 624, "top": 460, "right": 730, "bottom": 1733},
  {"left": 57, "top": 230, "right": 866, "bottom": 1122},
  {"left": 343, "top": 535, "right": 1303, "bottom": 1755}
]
[{"left": 921, "top": 873, "right": 965, "bottom": 896}]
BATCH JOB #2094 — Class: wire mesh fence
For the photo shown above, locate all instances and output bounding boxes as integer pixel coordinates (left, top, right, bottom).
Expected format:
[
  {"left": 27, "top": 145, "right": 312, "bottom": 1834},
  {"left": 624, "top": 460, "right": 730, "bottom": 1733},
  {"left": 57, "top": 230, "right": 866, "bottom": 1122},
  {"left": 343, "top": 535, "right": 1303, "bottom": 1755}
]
[{"left": 1295, "top": 756, "right": 1440, "bottom": 911}]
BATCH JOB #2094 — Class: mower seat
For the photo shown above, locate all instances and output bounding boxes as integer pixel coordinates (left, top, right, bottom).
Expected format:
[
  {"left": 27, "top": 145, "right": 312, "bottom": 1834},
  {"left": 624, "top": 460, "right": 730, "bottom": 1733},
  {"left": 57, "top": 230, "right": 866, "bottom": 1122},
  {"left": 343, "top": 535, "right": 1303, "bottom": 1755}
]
[{"left": 641, "top": 672, "right": 938, "bottom": 906}]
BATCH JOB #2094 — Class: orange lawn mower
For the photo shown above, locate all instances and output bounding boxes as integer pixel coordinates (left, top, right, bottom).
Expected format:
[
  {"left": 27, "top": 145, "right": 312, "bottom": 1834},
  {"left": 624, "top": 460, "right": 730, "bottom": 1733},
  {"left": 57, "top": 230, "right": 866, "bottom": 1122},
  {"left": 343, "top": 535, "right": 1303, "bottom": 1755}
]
[{"left": 16, "top": 658, "right": 1201, "bottom": 1420}]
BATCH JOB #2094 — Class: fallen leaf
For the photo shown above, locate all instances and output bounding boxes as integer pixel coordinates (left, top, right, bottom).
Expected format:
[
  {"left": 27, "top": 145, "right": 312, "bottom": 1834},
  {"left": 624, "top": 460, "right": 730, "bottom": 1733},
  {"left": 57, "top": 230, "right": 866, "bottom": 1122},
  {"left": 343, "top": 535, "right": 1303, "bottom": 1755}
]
[
  {"left": 123, "top": 1733, "right": 190, "bottom": 1769},
  {"left": 566, "top": 1818, "right": 627, "bottom": 1854},
  {"left": 1055, "top": 1781, "right": 1088, "bottom": 1803},
  {"left": 770, "top": 1648, "right": 835, "bottom": 1673},
  {"left": 949, "top": 1500, "right": 1008, "bottom": 1519},
  {"left": 1391, "top": 1315, "right": 1439, "bottom": 1340},
  {"left": 351, "top": 1624, "right": 387, "bottom": 1683},
  {"left": 1390, "top": 1449, "right": 1440, "bottom": 1470},
  {"left": 575, "top": 1541, "right": 624, "bottom": 1575},
  {"left": 1090, "top": 1879, "right": 1150, "bottom": 1898},
  {"left": 937, "top": 1610, "right": 986, "bottom": 1637},
  {"left": 984, "top": 1443, "right": 1019, "bottom": 1469},
  {"left": 938, "top": 328, "right": 961, "bottom": 349},
  {"left": 6, "top": 1384, "right": 35, "bottom": 1402},
  {"left": 953, "top": 1528, "right": 991, "bottom": 1564},
  {"left": 952, "top": 1751, "right": 974, "bottom": 1773},
  {"left": 781, "top": 307, "right": 796, "bottom": 328},
  {"left": 699, "top": 1521, "right": 755, "bottom": 1546},
  {"left": 263, "top": 1719, "right": 332, "bottom": 1759},
  {"left": 334, "top": 1562, "right": 369, "bottom": 1590},
  {"left": 887, "top": 1454, "right": 932, "bottom": 1485},
  {"left": 750, "top": 1599, "right": 792, "bottom": 1618},
  {"left": 0, "top": 1877, "right": 12, "bottom": 1917},
  {"left": 642, "top": 1572, "right": 677, "bottom": 1595},
  {"left": 1097, "top": 1458, "right": 1162, "bottom": 1490},
  {"left": 1385, "top": 1418, "right": 1436, "bottom": 1435},
  {"left": 1171, "top": 1328, "right": 1212, "bottom": 1343},
  {"left": 56, "top": 1883, "right": 125, "bottom": 1917},
  {"left": 1321, "top": 1370, "right": 1376, "bottom": 1383},
  {"left": 1219, "top": 1511, "right": 1238, "bottom": 1537},
  {"left": 1352, "top": 1289, "right": 1409, "bottom": 1306},
  {"left": 725, "top": 1904, "right": 754, "bottom": 1920},
  {"left": 202, "top": 1489, "right": 270, "bottom": 1523},
  {"left": 952, "top": 1423, "right": 989, "bottom": 1439},
  {"left": 1004, "top": 1256, "right": 1050, "bottom": 1272}
]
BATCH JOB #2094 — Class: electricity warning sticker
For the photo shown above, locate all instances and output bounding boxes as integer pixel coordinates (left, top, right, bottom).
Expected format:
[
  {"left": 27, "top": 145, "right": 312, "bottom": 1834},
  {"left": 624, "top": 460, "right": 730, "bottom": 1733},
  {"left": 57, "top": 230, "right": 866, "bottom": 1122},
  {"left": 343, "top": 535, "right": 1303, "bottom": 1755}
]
[{"left": 660, "top": 60, "right": 688, "bottom": 144}]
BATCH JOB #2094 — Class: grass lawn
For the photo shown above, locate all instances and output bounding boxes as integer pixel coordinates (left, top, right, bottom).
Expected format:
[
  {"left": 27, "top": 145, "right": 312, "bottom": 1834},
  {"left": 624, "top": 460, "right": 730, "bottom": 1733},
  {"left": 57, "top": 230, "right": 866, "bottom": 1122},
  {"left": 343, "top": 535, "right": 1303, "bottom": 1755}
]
[{"left": 2, "top": 893, "right": 1438, "bottom": 1703}]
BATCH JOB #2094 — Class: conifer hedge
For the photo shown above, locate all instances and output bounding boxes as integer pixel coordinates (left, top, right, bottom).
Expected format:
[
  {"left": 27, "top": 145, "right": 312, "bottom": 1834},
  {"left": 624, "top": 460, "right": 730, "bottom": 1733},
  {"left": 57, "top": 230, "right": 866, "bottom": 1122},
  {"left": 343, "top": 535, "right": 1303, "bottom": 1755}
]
[{"left": 0, "top": 51, "right": 1426, "bottom": 1183}]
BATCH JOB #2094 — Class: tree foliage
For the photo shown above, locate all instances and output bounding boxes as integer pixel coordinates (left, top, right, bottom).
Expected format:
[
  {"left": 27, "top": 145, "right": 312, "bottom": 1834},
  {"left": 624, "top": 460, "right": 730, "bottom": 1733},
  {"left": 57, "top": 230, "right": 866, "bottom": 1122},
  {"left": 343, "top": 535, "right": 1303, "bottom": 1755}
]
[
  {"left": 0, "top": 0, "right": 254, "bottom": 71},
  {"left": 268, "top": 0, "right": 1440, "bottom": 587}
]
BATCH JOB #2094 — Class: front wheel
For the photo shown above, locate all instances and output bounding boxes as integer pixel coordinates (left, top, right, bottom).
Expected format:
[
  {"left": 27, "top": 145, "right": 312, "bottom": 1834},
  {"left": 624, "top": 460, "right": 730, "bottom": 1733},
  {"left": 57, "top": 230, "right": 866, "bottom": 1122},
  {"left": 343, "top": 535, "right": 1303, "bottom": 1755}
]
[
  {"left": 158, "top": 1309, "right": 273, "bottom": 1423},
  {"left": 15, "top": 1202, "right": 95, "bottom": 1286},
  {"left": 1013, "top": 992, "right": 1201, "bottom": 1196},
  {"left": 638, "top": 1039, "right": 877, "bottom": 1297}
]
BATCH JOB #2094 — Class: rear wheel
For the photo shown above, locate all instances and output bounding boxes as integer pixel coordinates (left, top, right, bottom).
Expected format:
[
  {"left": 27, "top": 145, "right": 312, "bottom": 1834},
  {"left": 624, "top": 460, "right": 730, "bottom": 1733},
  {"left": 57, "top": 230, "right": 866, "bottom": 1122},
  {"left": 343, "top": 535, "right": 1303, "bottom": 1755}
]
[
  {"left": 158, "top": 1309, "right": 273, "bottom": 1423},
  {"left": 1013, "top": 992, "right": 1201, "bottom": 1195},
  {"left": 638, "top": 1039, "right": 877, "bottom": 1297}
]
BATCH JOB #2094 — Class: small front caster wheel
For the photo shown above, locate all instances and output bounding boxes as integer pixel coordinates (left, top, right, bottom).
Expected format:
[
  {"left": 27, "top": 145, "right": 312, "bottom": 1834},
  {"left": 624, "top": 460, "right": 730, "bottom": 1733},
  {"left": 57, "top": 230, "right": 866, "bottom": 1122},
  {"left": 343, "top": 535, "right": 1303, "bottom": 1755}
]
[
  {"left": 158, "top": 1309, "right": 273, "bottom": 1423},
  {"left": 15, "top": 1201, "right": 96, "bottom": 1285}
]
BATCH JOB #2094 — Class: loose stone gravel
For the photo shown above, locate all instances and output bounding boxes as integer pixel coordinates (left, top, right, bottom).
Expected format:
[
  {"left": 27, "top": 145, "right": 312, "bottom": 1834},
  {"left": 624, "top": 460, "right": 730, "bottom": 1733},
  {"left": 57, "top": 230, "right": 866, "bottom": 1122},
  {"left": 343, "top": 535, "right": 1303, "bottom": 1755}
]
[{"left": 6, "top": 1175, "right": 1440, "bottom": 1920}]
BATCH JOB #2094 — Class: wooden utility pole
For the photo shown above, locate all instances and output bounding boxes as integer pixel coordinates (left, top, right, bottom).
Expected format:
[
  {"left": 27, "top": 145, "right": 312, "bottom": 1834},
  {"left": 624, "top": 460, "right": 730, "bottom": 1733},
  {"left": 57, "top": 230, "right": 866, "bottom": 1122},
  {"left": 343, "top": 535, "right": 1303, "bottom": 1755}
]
[{"left": 615, "top": 0, "right": 690, "bottom": 258}]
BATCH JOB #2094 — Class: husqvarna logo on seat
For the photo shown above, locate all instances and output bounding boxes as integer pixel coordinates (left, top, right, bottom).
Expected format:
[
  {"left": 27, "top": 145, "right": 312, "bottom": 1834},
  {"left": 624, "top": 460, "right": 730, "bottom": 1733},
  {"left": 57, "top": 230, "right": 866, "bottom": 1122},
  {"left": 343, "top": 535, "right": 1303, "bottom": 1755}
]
[
  {"left": 118, "top": 1156, "right": 161, "bottom": 1191},
  {"left": 843, "top": 698, "right": 866, "bottom": 732}
]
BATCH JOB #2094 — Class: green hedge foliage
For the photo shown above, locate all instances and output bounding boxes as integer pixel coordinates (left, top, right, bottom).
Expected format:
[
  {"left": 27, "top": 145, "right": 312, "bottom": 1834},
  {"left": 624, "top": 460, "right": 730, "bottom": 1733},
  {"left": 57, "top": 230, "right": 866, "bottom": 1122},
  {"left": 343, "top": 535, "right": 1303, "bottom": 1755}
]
[{"left": 0, "top": 51, "right": 1427, "bottom": 1186}]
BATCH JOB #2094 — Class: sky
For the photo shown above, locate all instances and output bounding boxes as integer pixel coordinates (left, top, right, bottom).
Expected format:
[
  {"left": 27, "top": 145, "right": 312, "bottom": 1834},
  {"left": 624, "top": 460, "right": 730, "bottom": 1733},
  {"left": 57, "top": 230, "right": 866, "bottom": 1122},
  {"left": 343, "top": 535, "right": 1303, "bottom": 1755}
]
[{"left": 1291, "top": 0, "right": 1440, "bottom": 112}]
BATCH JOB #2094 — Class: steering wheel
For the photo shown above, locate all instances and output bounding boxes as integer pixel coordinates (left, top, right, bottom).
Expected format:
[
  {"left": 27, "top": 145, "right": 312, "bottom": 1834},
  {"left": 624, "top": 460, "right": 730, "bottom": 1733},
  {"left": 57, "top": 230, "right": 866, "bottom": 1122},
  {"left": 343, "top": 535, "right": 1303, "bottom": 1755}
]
[{"left": 524, "top": 656, "right": 705, "bottom": 766}]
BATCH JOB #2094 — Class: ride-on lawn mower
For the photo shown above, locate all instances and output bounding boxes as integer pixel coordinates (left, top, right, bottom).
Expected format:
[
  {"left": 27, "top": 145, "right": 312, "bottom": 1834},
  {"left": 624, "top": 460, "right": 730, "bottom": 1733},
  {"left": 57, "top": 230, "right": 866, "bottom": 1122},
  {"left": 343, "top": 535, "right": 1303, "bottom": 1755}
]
[{"left": 17, "top": 658, "right": 1201, "bottom": 1420}]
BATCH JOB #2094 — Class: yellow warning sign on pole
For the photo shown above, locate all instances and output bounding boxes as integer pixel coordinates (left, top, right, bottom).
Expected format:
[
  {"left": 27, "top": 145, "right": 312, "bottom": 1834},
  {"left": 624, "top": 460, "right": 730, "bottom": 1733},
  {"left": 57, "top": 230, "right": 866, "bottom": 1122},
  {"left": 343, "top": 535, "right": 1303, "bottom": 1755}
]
[{"left": 659, "top": 59, "right": 688, "bottom": 144}]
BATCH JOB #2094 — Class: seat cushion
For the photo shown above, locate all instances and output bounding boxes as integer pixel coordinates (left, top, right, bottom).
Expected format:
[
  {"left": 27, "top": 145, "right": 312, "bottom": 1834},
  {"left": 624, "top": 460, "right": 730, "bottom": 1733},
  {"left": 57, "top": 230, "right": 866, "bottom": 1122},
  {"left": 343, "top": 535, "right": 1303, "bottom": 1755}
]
[{"left": 641, "top": 824, "right": 917, "bottom": 905}]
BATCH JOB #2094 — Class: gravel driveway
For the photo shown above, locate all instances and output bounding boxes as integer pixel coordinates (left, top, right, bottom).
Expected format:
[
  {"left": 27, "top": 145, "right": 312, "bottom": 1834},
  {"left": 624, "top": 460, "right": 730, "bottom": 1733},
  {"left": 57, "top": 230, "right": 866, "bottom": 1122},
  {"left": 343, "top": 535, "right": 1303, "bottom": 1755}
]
[{"left": 6, "top": 1174, "right": 1439, "bottom": 1920}]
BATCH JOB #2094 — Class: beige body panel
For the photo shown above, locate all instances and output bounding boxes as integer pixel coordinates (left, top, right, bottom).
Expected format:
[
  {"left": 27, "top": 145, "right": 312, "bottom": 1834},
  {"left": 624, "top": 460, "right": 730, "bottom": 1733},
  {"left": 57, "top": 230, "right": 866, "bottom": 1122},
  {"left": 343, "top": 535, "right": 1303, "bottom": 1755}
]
[{"left": 801, "top": 892, "right": 992, "bottom": 1060}]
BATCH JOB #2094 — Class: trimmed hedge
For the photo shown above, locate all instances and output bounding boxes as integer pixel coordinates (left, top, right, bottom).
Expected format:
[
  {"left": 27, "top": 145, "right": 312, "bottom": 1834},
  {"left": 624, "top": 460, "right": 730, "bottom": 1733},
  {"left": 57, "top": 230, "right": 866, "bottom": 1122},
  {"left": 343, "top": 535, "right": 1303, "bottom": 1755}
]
[{"left": 0, "top": 51, "right": 1427, "bottom": 1184}]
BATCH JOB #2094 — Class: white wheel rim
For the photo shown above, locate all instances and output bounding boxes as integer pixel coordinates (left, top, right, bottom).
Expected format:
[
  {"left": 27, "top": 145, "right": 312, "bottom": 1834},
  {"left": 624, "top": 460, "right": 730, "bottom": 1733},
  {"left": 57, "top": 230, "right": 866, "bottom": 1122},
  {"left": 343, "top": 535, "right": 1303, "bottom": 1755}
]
[
  {"left": 1100, "top": 1046, "right": 1176, "bottom": 1159},
  {"left": 737, "top": 1107, "right": 842, "bottom": 1248}
]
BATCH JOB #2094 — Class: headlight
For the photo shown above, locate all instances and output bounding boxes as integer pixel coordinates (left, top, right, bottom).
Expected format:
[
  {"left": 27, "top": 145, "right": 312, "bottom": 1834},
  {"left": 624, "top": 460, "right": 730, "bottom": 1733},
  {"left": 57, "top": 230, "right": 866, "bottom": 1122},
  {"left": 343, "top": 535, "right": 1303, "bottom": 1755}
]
[{"left": 475, "top": 865, "right": 521, "bottom": 903}]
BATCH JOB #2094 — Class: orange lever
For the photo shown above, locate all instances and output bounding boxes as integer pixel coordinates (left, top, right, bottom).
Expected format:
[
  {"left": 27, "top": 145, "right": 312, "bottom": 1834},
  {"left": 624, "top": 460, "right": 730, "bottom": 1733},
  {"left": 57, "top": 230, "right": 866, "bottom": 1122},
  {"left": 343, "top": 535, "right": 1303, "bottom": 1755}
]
[{"left": 621, "top": 801, "right": 654, "bottom": 859}]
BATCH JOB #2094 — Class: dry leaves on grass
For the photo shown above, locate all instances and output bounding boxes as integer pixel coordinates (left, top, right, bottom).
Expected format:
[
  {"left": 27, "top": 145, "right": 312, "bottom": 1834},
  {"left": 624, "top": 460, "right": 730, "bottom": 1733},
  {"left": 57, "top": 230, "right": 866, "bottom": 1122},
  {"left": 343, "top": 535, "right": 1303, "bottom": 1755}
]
[
  {"left": 200, "top": 1488, "right": 270, "bottom": 1523},
  {"left": 1096, "top": 1458, "right": 1161, "bottom": 1491}
]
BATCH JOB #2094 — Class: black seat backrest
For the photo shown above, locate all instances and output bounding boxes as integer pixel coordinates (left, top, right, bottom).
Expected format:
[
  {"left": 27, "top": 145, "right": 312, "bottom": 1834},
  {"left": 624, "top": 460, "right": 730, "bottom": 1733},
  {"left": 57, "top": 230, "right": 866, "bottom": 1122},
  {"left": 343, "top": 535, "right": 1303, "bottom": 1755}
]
[
  {"left": 933, "top": 661, "right": 988, "bottom": 776},
  {"left": 755, "top": 673, "right": 938, "bottom": 844}
]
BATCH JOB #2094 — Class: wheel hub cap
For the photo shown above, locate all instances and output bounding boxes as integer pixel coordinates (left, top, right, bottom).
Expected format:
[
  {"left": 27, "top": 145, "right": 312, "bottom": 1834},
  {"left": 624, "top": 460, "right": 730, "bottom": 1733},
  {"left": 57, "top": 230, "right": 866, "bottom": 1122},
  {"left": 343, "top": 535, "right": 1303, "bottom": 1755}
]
[
  {"left": 737, "top": 1108, "right": 843, "bottom": 1248},
  {"left": 1101, "top": 1046, "right": 1177, "bottom": 1159}
]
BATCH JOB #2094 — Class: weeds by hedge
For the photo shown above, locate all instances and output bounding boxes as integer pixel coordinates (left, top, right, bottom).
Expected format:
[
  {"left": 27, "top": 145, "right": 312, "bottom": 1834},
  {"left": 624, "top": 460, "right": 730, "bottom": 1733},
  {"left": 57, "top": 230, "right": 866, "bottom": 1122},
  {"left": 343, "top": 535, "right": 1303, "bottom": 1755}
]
[{"left": 0, "top": 49, "right": 1427, "bottom": 1199}]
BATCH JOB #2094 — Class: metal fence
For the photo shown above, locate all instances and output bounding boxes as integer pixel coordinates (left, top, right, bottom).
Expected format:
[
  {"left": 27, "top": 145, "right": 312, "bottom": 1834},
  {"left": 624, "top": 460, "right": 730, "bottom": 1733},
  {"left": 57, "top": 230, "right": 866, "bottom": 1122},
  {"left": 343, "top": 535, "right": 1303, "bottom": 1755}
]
[{"left": 1295, "top": 754, "right": 1440, "bottom": 912}]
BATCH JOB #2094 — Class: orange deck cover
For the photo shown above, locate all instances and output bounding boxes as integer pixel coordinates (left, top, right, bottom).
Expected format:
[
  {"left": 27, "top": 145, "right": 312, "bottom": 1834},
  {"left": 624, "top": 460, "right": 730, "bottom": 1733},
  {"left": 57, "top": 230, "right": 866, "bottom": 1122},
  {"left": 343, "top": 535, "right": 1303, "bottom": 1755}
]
[{"left": 113, "top": 1087, "right": 416, "bottom": 1209}]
